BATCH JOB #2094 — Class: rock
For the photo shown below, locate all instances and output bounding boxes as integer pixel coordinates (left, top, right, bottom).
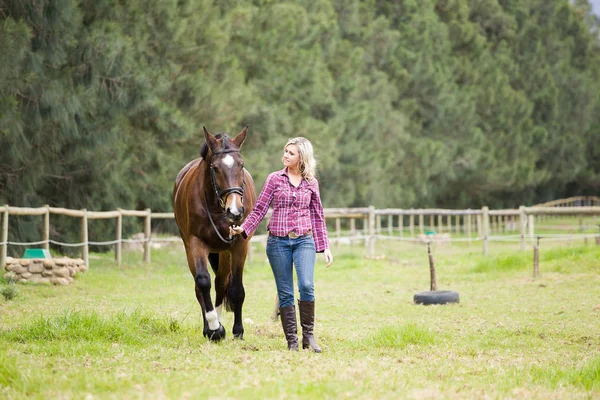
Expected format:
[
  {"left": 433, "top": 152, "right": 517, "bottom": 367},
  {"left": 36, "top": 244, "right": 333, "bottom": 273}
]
[
  {"left": 42, "top": 270, "right": 53, "bottom": 277},
  {"left": 20, "top": 272, "right": 32, "bottom": 279},
  {"left": 5, "top": 264, "right": 18, "bottom": 272},
  {"left": 28, "top": 274, "right": 44, "bottom": 284},
  {"left": 28, "top": 263, "right": 45, "bottom": 274},
  {"left": 20, "top": 259, "right": 31, "bottom": 266},
  {"left": 54, "top": 267, "right": 70, "bottom": 278},
  {"left": 43, "top": 259, "right": 54, "bottom": 268},
  {"left": 54, "top": 258, "right": 67, "bottom": 266},
  {"left": 12, "top": 265, "right": 27, "bottom": 274},
  {"left": 51, "top": 277, "right": 69, "bottom": 286}
]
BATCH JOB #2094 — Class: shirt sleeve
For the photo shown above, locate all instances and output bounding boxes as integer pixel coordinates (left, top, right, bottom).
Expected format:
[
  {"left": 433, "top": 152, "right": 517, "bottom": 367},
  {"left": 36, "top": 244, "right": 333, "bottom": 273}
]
[
  {"left": 309, "top": 179, "right": 329, "bottom": 252},
  {"left": 240, "top": 173, "right": 276, "bottom": 238}
]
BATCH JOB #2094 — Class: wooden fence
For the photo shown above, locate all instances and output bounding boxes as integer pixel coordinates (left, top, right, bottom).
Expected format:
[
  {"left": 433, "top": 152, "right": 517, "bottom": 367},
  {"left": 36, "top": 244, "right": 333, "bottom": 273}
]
[{"left": 2, "top": 196, "right": 600, "bottom": 268}]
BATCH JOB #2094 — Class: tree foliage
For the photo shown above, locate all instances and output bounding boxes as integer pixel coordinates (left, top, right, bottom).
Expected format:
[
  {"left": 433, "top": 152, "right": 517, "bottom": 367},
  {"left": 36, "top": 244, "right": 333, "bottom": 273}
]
[{"left": 1, "top": 0, "right": 599, "bottom": 245}]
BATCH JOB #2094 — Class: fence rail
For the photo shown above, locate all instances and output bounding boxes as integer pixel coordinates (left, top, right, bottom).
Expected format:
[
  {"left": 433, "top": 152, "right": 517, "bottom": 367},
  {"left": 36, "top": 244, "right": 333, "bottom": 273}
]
[{"left": 2, "top": 198, "right": 600, "bottom": 268}]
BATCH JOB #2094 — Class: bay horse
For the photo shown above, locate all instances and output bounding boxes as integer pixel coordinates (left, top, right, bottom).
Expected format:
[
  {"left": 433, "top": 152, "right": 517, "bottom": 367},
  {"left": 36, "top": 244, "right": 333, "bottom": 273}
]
[{"left": 173, "top": 126, "right": 256, "bottom": 341}]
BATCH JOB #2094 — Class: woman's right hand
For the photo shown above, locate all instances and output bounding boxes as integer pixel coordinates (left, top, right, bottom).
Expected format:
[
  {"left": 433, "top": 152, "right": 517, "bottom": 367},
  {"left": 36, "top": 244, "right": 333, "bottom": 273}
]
[{"left": 229, "top": 225, "right": 244, "bottom": 236}]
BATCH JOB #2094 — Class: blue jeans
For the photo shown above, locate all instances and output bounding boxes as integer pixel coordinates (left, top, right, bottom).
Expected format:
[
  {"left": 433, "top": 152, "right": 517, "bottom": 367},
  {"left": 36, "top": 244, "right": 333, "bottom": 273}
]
[{"left": 266, "top": 234, "right": 316, "bottom": 308}]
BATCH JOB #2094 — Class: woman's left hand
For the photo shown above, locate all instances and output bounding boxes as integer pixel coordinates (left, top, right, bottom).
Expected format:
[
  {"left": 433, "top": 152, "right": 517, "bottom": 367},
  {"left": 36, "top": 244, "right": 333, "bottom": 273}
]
[{"left": 323, "top": 248, "right": 333, "bottom": 268}]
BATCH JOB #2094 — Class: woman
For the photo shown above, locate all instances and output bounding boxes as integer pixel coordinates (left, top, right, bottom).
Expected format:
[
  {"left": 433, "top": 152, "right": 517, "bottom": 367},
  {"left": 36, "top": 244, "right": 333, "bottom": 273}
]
[{"left": 230, "top": 137, "right": 333, "bottom": 352}]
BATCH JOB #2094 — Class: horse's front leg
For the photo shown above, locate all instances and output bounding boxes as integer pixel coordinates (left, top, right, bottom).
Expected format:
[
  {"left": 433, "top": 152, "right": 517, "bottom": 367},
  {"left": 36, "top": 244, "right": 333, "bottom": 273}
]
[
  {"left": 229, "top": 243, "right": 248, "bottom": 339},
  {"left": 188, "top": 237, "right": 225, "bottom": 342}
]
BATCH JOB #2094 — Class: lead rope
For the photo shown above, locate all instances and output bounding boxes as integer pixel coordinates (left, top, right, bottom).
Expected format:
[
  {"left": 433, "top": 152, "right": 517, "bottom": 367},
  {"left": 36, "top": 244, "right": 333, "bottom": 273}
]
[{"left": 204, "top": 190, "right": 234, "bottom": 244}]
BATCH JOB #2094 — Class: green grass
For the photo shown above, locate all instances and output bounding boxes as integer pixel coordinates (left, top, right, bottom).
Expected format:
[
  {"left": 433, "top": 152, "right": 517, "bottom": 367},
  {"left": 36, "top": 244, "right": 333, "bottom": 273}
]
[
  {"left": 363, "top": 323, "right": 435, "bottom": 349},
  {"left": 0, "top": 239, "right": 599, "bottom": 399}
]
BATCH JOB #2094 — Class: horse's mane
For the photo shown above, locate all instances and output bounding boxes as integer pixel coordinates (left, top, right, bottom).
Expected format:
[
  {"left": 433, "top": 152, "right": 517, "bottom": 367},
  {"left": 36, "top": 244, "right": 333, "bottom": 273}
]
[{"left": 200, "top": 133, "right": 236, "bottom": 158}]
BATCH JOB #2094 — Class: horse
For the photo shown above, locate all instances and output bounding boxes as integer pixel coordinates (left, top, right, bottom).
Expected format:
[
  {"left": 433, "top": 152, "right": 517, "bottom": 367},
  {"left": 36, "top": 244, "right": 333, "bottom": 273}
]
[{"left": 173, "top": 126, "right": 257, "bottom": 341}]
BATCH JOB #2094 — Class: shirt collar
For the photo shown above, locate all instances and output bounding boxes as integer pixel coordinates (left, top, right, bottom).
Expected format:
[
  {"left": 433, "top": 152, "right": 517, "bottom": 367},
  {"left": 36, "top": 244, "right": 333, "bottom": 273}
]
[{"left": 279, "top": 167, "right": 307, "bottom": 187}]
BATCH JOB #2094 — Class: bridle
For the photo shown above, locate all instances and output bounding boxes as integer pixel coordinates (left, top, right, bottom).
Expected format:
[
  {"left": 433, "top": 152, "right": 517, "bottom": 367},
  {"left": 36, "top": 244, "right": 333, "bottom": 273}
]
[
  {"left": 209, "top": 148, "right": 245, "bottom": 209},
  {"left": 204, "top": 148, "right": 245, "bottom": 244}
]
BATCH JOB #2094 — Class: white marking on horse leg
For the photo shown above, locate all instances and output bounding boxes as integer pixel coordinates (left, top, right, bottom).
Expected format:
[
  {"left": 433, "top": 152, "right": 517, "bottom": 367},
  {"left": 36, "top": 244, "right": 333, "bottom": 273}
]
[
  {"left": 206, "top": 310, "right": 220, "bottom": 330},
  {"left": 222, "top": 154, "right": 234, "bottom": 168},
  {"left": 216, "top": 304, "right": 223, "bottom": 322}
]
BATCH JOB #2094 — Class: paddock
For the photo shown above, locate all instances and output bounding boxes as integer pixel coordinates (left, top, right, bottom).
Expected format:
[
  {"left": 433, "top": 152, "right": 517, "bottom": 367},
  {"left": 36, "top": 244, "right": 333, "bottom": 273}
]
[{"left": 1, "top": 238, "right": 599, "bottom": 398}]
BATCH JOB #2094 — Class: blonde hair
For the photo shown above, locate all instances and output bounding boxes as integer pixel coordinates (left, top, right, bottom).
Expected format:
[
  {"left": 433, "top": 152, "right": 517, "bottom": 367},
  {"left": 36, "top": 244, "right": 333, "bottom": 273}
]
[{"left": 285, "top": 137, "right": 317, "bottom": 181}]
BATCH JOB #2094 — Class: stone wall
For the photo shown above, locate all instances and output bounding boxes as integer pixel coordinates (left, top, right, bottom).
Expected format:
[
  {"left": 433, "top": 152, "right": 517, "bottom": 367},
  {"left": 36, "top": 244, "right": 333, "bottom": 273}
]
[{"left": 3, "top": 257, "right": 87, "bottom": 285}]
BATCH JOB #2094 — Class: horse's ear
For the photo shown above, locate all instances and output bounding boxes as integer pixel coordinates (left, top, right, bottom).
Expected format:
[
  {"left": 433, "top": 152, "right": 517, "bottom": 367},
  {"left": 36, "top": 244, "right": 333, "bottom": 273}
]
[
  {"left": 203, "top": 126, "right": 218, "bottom": 153},
  {"left": 232, "top": 125, "right": 248, "bottom": 149}
]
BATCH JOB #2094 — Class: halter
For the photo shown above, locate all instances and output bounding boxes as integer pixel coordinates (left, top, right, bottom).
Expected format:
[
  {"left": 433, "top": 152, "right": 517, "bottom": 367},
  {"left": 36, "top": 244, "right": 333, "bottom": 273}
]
[{"left": 209, "top": 148, "right": 245, "bottom": 209}]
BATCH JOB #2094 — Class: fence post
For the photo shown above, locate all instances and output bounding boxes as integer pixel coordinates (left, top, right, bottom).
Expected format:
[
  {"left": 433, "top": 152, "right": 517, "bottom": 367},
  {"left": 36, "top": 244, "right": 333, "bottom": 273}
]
[
  {"left": 428, "top": 243, "right": 437, "bottom": 291},
  {"left": 388, "top": 215, "right": 393, "bottom": 237},
  {"left": 519, "top": 206, "right": 526, "bottom": 251},
  {"left": 533, "top": 241, "right": 540, "bottom": 278},
  {"left": 81, "top": 209, "right": 89, "bottom": 268},
  {"left": 467, "top": 213, "right": 472, "bottom": 244},
  {"left": 144, "top": 208, "right": 151, "bottom": 263},
  {"left": 368, "top": 206, "right": 375, "bottom": 258},
  {"left": 116, "top": 208, "right": 122, "bottom": 266},
  {"left": 1, "top": 205, "right": 8, "bottom": 268},
  {"left": 399, "top": 212, "right": 404, "bottom": 238},
  {"left": 482, "top": 206, "right": 489, "bottom": 256},
  {"left": 417, "top": 213, "right": 422, "bottom": 234},
  {"left": 349, "top": 218, "right": 355, "bottom": 245},
  {"left": 528, "top": 214, "right": 535, "bottom": 242},
  {"left": 43, "top": 205, "right": 50, "bottom": 251},
  {"left": 363, "top": 216, "right": 368, "bottom": 247}
]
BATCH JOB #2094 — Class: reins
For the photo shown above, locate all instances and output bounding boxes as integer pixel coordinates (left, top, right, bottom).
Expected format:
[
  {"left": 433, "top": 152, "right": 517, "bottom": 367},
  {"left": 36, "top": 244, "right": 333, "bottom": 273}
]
[{"left": 204, "top": 190, "right": 234, "bottom": 244}]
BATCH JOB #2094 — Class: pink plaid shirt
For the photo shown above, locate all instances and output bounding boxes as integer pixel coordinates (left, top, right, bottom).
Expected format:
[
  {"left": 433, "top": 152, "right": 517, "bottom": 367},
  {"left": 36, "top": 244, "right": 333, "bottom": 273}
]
[{"left": 241, "top": 168, "right": 329, "bottom": 252}]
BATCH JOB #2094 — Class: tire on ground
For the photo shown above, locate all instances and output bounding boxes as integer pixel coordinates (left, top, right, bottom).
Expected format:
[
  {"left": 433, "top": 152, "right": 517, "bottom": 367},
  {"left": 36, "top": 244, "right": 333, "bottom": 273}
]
[{"left": 414, "top": 290, "right": 459, "bottom": 305}]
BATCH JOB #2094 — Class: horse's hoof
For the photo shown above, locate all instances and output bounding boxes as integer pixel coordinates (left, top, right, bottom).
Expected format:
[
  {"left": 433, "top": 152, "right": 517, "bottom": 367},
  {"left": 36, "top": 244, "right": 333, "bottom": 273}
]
[
  {"left": 205, "top": 324, "right": 226, "bottom": 342},
  {"left": 233, "top": 332, "right": 244, "bottom": 340}
]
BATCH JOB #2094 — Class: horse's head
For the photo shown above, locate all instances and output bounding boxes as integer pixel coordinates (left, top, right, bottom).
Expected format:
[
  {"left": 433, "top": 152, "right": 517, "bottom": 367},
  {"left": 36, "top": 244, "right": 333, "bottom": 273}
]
[{"left": 202, "top": 126, "right": 248, "bottom": 224}]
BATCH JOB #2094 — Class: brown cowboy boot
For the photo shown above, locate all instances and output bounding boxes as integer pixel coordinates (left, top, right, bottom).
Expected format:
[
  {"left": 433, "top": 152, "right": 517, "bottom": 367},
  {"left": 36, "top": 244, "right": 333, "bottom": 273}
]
[
  {"left": 279, "top": 305, "right": 299, "bottom": 351},
  {"left": 298, "top": 300, "right": 322, "bottom": 353}
]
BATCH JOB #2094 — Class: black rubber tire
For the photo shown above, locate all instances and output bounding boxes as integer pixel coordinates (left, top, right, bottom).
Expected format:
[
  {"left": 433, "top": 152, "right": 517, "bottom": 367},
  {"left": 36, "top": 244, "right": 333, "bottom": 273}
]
[{"left": 414, "top": 290, "right": 459, "bottom": 305}]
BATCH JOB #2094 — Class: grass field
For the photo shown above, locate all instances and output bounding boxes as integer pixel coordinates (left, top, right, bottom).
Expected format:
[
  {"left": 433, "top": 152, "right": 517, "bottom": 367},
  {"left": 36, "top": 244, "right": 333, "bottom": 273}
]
[{"left": 1, "top": 238, "right": 599, "bottom": 399}]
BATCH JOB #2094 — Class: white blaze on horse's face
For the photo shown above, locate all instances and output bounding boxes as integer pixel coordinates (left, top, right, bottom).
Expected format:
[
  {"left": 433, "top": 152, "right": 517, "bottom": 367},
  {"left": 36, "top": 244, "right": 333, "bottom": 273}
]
[
  {"left": 222, "top": 155, "right": 235, "bottom": 168},
  {"left": 219, "top": 154, "right": 243, "bottom": 218},
  {"left": 228, "top": 194, "right": 241, "bottom": 215}
]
